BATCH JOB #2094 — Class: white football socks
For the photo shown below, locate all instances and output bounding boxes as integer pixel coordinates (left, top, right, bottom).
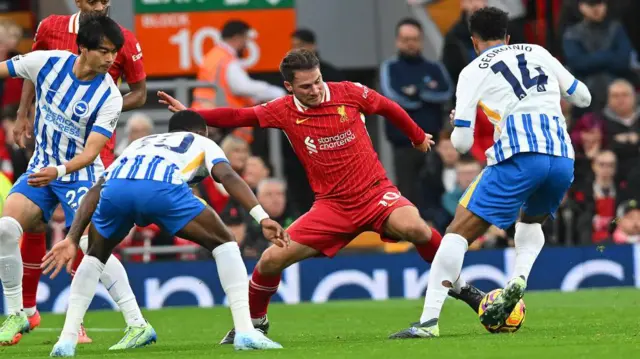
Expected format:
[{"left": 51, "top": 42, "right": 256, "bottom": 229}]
[
  {"left": 0, "top": 217, "right": 24, "bottom": 314},
  {"left": 79, "top": 235, "right": 146, "bottom": 327},
  {"left": 212, "top": 241, "right": 253, "bottom": 332},
  {"left": 512, "top": 222, "right": 545, "bottom": 282},
  {"left": 451, "top": 276, "right": 468, "bottom": 294},
  {"left": 420, "top": 233, "right": 468, "bottom": 324},
  {"left": 60, "top": 256, "right": 104, "bottom": 343}
]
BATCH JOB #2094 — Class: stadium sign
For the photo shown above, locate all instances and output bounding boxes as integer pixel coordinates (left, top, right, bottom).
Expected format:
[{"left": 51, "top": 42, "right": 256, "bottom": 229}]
[
  {"left": 134, "top": 0, "right": 295, "bottom": 76},
  {"left": 4, "top": 244, "right": 639, "bottom": 314}
]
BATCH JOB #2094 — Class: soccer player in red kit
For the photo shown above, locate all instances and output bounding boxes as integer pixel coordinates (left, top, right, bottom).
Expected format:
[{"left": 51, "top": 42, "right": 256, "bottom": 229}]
[
  {"left": 158, "top": 49, "right": 485, "bottom": 342},
  {"left": 11, "top": 0, "right": 151, "bottom": 346}
]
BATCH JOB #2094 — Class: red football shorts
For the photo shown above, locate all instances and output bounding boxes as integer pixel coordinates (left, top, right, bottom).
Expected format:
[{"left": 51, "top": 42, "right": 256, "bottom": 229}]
[
  {"left": 286, "top": 180, "right": 414, "bottom": 257},
  {"left": 99, "top": 132, "right": 117, "bottom": 168}
]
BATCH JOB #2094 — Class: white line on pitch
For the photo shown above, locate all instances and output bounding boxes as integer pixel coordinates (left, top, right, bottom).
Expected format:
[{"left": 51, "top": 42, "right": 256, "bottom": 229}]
[{"left": 35, "top": 328, "right": 122, "bottom": 332}]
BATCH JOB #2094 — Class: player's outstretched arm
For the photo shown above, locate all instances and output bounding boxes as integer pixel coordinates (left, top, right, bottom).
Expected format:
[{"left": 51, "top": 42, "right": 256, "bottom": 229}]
[
  {"left": 211, "top": 161, "right": 290, "bottom": 248},
  {"left": 158, "top": 91, "right": 260, "bottom": 128},
  {"left": 27, "top": 132, "right": 110, "bottom": 187}
]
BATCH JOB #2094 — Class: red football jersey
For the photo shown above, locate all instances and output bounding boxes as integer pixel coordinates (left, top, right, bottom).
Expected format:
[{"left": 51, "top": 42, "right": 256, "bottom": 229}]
[
  {"left": 254, "top": 82, "right": 391, "bottom": 202},
  {"left": 32, "top": 12, "right": 146, "bottom": 167}
]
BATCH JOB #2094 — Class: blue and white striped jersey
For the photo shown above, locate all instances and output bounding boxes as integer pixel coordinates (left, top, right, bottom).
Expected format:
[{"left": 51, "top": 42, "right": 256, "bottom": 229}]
[
  {"left": 7, "top": 50, "right": 122, "bottom": 182},
  {"left": 104, "top": 132, "right": 229, "bottom": 185},
  {"left": 453, "top": 44, "right": 590, "bottom": 166}
]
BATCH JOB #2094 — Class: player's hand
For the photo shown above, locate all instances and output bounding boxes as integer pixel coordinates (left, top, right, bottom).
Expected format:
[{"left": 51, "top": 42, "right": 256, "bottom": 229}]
[
  {"left": 449, "top": 109, "right": 456, "bottom": 127},
  {"left": 260, "top": 219, "right": 291, "bottom": 248},
  {"left": 28, "top": 167, "right": 58, "bottom": 187},
  {"left": 413, "top": 133, "right": 435, "bottom": 152},
  {"left": 157, "top": 91, "right": 187, "bottom": 113},
  {"left": 13, "top": 114, "right": 33, "bottom": 149},
  {"left": 41, "top": 238, "right": 78, "bottom": 279}
]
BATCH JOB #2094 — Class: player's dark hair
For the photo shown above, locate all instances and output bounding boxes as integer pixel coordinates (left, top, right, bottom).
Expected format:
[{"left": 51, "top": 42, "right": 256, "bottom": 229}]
[
  {"left": 221, "top": 20, "right": 250, "bottom": 40},
  {"left": 76, "top": 14, "right": 124, "bottom": 53},
  {"left": 169, "top": 110, "right": 207, "bottom": 133},
  {"left": 396, "top": 18, "right": 423, "bottom": 35},
  {"left": 292, "top": 29, "right": 316, "bottom": 44},
  {"left": 279, "top": 49, "right": 320, "bottom": 83},
  {"left": 468, "top": 7, "right": 509, "bottom": 41}
]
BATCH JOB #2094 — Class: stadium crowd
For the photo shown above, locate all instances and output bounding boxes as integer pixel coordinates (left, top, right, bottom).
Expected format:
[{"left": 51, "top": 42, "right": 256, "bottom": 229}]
[{"left": 0, "top": 0, "right": 638, "bottom": 262}]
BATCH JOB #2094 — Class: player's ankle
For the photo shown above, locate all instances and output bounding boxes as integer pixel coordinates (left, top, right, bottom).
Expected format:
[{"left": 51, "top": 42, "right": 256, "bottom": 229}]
[
  {"left": 24, "top": 307, "right": 37, "bottom": 317},
  {"left": 251, "top": 316, "right": 267, "bottom": 326}
]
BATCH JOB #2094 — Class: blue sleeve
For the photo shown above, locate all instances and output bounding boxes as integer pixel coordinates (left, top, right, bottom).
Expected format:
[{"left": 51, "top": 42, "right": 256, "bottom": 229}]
[
  {"left": 419, "top": 62, "right": 453, "bottom": 104},
  {"left": 562, "top": 36, "right": 611, "bottom": 73},
  {"left": 378, "top": 59, "right": 422, "bottom": 110}
]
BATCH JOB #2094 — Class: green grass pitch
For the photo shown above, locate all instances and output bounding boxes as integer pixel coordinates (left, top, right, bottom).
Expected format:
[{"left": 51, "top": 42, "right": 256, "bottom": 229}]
[{"left": 3, "top": 288, "right": 639, "bottom": 358}]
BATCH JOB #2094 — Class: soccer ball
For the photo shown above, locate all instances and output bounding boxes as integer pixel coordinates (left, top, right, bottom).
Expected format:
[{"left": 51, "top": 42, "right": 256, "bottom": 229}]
[{"left": 478, "top": 288, "right": 526, "bottom": 333}]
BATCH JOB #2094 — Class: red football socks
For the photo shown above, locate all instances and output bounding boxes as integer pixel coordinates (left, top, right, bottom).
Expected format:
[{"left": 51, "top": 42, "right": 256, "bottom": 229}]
[
  {"left": 70, "top": 249, "right": 85, "bottom": 276},
  {"left": 248, "top": 269, "right": 281, "bottom": 319},
  {"left": 21, "top": 232, "right": 46, "bottom": 309},
  {"left": 415, "top": 227, "right": 443, "bottom": 263}
]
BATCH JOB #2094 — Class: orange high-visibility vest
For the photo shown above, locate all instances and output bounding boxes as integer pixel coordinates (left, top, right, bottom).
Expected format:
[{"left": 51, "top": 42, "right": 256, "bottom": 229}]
[{"left": 192, "top": 45, "right": 255, "bottom": 110}]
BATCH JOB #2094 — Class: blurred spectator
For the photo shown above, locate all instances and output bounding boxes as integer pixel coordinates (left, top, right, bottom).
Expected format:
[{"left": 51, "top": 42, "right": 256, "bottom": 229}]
[
  {"left": 192, "top": 20, "right": 284, "bottom": 146},
  {"left": 380, "top": 18, "right": 452, "bottom": 207},
  {"left": 612, "top": 199, "right": 640, "bottom": 244},
  {"left": 0, "top": 19, "right": 23, "bottom": 108},
  {"left": 600, "top": 79, "right": 640, "bottom": 183},
  {"left": 442, "top": 0, "right": 487, "bottom": 87},
  {"left": 574, "top": 150, "right": 619, "bottom": 244},
  {"left": 243, "top": 156, "right": 270, "bottom": 192},
  {"left": 219, "top": 198, "right": 249, "bottom": 255},
  {"left": 291, "top": 29, "right": 343, "bottom": 82},
  {"left": 420, "top": 129, "right": 460, "bottom": 232},
  {"left": 243, "top": 178, "right": 298, "bottom": 258},
  {"left": 196, "top": 135, "right": 249, "bottom": 215},
  {"left": 486, "top": 0, "right": 527, "bottom": 44},
  {"left": 115, "top": 112, "right": 154, "bottom": 156},
  {"left": 220, "top": 135, "right": 250, "bottom": 174},
  {"left": 570, "top": 111, "right": 606, "bottom": 184},
  {"left": 563, "top": 0, "right": 637, "bottom": 111},
  {"left": 442, "top": 155, "right": 482, "bottom": 218}
]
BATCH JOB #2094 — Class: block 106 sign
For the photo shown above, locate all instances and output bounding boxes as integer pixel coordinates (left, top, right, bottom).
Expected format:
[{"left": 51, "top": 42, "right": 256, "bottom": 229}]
[{"left": 134, "top": 6, "right": 295, "bottom": 76}]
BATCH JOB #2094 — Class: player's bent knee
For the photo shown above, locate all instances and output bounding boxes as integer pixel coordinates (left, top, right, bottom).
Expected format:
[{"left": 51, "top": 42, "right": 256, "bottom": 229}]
[{"left": 255, "top": 248, "right": 287, "bottom": 276}]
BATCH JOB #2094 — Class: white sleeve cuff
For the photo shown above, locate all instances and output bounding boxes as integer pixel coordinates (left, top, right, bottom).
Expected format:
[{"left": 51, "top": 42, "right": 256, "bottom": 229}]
[{"left": 451, "top": 127, "right": 474, "bottom": 154}]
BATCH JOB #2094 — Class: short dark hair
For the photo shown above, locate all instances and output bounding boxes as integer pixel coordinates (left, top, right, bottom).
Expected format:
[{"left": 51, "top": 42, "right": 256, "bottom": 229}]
[
  {"left": 221, "top": 20, "right": 250, "bottom": 40},
  {"left": 468, "top": 7, "right": 509, "bottom": 41},
  {"left": 279, "top": 49, "right": 320, "bottom": 83},
  {"left": 396, "top": 18, "right": 423, "bottom": 35},
  {"left": 168, "top": 110, "right": 207, "bottom": 133},
  {"left": 76, "top": 14, "right": 124, "bottom": 53},
  {"left": 292, "top": 29, "right": 316, "bottom": 44},
  {"left": 457, "top": 154, "right": 480, "bottom": 166}
]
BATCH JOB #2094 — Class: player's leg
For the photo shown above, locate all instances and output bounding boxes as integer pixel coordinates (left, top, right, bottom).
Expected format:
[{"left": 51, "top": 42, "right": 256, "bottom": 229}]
[
  {"left": 0, "top": 175, "right": 56, "bottom": 345},
  {"left": 373, "top": 189, "right": 485, "bottom": 312},
  {"left": 52, "top": 223, "right": 134, "bottom": 356},
  {"left": 53, "top": 180, "right": 150, "bottom": 345},
  {"left": 221, "top": 202, "right": 350, "bottom": 344},
  {"left": 20, "top": 221, "right": 47, "bottom": 331},
  {"left": 480, "top": 155, "right": 574, "bottom": 327},
  {"left": 390, "top": 157, "right": 539, "bottom": 339},
  {"left": 52, "top": 182, "right": 147, "bottom": 356},
  {"left": 161, "top": 185, "right": 281, "bottom": 350}
]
